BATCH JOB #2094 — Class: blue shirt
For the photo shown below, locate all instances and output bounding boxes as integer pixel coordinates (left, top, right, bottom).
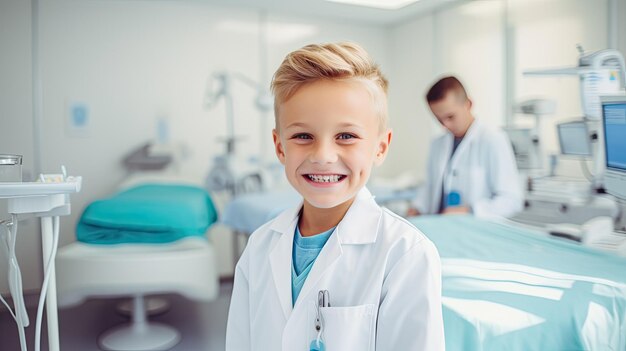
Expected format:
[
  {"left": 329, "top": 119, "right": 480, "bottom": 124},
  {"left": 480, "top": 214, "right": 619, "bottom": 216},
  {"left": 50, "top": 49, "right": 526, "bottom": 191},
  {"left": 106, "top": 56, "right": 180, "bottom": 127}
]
[
  {"left": 291, "top": 225, "right": 335, "bottom": 305},
  {"left": 438, "top": 136, "right": 464, "bottom": 213}
]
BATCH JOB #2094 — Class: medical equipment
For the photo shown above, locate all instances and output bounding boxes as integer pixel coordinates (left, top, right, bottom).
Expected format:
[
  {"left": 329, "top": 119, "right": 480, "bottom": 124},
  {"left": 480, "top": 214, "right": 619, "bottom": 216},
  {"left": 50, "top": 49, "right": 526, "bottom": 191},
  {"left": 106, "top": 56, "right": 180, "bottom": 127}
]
[
  {"left": 524, "top": 47, "right": 626, "bottom": 187},
  {"left": 505, "top": 128, "right": 536, "bottom": 170},
  {"left": 525, "top": 46, "right": 626, "bottom": 119},
  {"left": 510, "top": 95, "right": 626, "bottom": 248},
  {"left": 539, "top": 216, "right": 616, "bottom": 244},
  {"left": 204, "top": 70, "right": 273, "bottom": 155},
  {"left": 557, "top": 120, "right": 593, "bottom": 157},
  {"left": 516, "top": 98, "right": 557, "bottom": 116},
  {"left": 544, "top": 222, "right": 585, "bottom": 242},
  {"left": 206, "top": 154, "right": 265, "bottom": 194},
  {"left": 579, "top": 216, "right": 619, "bottom": 246},
  {"left": 0, "top": 215, "right": 28, "bottom": 350},
  {"left": 511, "top": 179, "right": 617, "bottom": 226},
  {"left": 0, "top": 167, "right": 82, "bottom": 351},
  {"left": 204, "top": 71, "right": 273, "bottom": 195},
  {"left": 509, "top": 99, "right": 557, "bottom": 171},
  {"left": 311, "top": 290, "right": 330, "bottom": 351},
  {"left": 602, "top": 96, "right": 626, "bottom": 200},
  {"left": 0, "top": 154, "right": 23, "bottom": 182},
  {"left": 511, "top": 49, "right": 626, "bottom": 229},
  {"left": 513, "top": 118, "right": 612, "bottom": 226},
  {"left": 601, "top": 96, "right": 626, "bottom": 233},
  {"left": 122, "top": 142, "right": 172, "bottom": 172}
]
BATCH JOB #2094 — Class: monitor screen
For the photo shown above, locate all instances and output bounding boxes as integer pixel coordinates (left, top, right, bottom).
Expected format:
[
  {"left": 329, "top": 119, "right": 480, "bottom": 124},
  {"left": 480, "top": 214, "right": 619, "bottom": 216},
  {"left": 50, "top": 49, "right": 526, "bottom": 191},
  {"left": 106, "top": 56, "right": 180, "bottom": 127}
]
[
  {"left": 603, "top": 101, "right": 626, "bottom": 171},
  {"left": 557, "top": 121, "right": 591, "bottom": 156}
]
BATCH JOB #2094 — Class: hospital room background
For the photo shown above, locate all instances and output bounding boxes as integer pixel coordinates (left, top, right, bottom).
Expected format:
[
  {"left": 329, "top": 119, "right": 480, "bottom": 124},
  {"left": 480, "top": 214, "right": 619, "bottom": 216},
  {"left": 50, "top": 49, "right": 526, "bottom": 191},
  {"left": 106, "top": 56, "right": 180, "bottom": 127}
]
[{"left": 2, "top": 0, "right": 626, "bottom": 350}]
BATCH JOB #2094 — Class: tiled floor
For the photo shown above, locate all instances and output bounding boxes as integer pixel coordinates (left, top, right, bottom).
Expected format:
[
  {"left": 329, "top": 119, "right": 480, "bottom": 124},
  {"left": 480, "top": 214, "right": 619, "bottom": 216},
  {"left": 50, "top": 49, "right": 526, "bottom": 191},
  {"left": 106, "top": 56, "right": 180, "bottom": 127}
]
[{"left": 1, "top": 283, "right": 232, "bottom": 351}]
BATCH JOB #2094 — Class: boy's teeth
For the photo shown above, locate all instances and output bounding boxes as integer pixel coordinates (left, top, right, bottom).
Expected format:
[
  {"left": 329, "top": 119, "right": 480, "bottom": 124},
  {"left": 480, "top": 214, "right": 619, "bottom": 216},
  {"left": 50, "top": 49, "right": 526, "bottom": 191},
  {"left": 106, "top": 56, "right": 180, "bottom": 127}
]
[{"left": 307, "top": 174, "right": 342, "bottom": 183}]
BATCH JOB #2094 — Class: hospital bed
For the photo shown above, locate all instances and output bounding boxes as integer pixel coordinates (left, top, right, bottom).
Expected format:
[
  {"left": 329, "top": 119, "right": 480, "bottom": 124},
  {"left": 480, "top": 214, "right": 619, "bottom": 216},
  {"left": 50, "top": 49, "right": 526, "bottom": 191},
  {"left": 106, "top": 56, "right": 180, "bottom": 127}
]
[
  {"left": 411, "top": 215, "right": 626, "bottom": 351},
  {"left": 55, "top": 173, "right": 219, "bottom": 351},
  {"left": 222, "top": 192, "right": 626, "bottom": 350}
]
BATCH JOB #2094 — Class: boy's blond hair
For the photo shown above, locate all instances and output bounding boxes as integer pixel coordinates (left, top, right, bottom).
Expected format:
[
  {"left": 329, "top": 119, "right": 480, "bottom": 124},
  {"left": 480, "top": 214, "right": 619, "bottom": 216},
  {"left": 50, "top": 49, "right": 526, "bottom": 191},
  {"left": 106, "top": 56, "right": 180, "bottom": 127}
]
[{"left": 271, "top": 42, "right": 389, "bottom": 131}]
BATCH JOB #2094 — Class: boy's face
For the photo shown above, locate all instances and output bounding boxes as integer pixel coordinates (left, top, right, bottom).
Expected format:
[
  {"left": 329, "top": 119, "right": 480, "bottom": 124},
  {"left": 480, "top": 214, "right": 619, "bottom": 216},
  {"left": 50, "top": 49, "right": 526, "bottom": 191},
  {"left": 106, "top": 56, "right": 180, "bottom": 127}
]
[
  {"left": 273, "top": 79, "right": 391, "bottom": 209},
  {"left": 429, "top": 91, "right": 474, "bottom": 138}
]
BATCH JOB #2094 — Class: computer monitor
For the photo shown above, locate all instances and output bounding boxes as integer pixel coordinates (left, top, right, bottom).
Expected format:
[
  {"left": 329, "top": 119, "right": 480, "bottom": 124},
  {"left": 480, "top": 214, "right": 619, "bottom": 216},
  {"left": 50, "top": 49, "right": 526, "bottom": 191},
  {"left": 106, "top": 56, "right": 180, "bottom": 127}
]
[
  {"left": 557, "top": 121, "right": 592, "bottom": 157},
  {"left": 601, "top": 95, "right": 626, "bottom": 200}
]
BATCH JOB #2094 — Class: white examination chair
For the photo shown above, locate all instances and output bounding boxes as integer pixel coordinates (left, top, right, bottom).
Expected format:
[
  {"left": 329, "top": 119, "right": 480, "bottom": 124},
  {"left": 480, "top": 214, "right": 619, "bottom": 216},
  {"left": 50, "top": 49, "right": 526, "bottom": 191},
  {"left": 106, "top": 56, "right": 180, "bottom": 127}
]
[{"left": 56, "top": 173, "right": 219, "bottom": 351}]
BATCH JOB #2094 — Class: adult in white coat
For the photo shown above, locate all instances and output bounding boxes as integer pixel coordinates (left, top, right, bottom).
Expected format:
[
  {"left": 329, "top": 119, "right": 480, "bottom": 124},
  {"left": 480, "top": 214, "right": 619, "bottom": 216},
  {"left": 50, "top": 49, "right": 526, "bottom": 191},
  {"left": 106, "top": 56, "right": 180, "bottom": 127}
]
[
  {"left": 409, "top": 76, "right": 523, "bottom": 218},
  {"left": 227, "top": 42, "right": 444, "bottom": 350}
]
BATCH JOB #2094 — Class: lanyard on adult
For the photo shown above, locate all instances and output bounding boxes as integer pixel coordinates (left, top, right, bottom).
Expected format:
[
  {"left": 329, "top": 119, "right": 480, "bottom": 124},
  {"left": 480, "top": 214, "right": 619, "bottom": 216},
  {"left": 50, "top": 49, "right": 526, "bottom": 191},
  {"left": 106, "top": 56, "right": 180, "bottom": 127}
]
[{"left": 440, "top": 136, "right": 464, "bottom": 211}]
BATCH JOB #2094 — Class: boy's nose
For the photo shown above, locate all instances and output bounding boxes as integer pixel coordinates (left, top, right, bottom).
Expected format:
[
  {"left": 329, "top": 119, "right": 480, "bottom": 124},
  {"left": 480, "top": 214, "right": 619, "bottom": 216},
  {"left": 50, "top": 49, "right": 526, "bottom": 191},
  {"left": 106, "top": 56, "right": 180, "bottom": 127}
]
[{"left": 309, "top": 142, "right": 338, "bottom": 164}]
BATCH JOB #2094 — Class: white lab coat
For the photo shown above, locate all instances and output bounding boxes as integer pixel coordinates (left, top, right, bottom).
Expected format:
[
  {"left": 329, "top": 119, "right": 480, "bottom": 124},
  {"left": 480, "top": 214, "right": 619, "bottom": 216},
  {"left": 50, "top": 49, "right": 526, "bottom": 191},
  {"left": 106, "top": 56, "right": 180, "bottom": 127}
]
[
  {"left": 415, "top": 119, "right": 523, "bottom": 218},
  {"left": 226, "top": 187, "right": 444, "bottom": 351}
]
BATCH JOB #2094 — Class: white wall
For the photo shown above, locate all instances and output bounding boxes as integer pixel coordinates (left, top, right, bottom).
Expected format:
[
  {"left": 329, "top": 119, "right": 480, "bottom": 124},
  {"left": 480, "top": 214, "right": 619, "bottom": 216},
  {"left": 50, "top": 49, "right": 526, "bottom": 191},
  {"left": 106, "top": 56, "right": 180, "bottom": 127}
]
[
  {"left": 383, "top": 15, "right": 435, "bottom": 179},
  {"left": 620, "top": 0, "right": 626, "bottom": 55},
  {"left": 0, "top": 0, "right": 388, "bottom": 294},
  {"left": 433, "top": 0, "right": 506, "bottom": 128}
]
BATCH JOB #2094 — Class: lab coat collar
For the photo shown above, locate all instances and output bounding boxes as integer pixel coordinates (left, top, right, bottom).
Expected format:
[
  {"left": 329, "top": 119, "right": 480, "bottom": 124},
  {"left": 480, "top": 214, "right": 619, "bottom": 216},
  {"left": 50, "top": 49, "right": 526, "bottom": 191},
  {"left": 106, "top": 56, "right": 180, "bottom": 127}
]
[
  {"left": 445, "top": 118, "right": 482, "bottom": 146},
  {"left": 335, "top": 187, "right": 382, "bottom": 244},
  {"left": 459, "top": 118, "right": 483, "bottom": 142},
  {"left": 268, "top": 187, "right": 382, "bottom": 244},
  {"left": 268, "top": 187, "right": 382, "bottom": 319},
  {"left": 463, "top": 118, "right": 482, "bottom": 141},
  {"left": 447, "top": 118, "right": 483, "bottom": 165}
]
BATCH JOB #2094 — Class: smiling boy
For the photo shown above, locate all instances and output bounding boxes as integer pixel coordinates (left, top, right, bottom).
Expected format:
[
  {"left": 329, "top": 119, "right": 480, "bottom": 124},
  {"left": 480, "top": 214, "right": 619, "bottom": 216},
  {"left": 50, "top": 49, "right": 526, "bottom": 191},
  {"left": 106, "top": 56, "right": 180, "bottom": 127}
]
[{"left": 226, "top": 42, "right": 444, "bottom": 350}]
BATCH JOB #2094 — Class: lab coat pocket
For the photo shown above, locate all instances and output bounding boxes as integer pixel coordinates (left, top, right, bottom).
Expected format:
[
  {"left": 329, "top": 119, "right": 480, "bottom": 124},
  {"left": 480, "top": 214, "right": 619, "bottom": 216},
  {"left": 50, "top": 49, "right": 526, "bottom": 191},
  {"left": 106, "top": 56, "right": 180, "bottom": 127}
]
[{"left": 309, "top": 303, "right": 376, "bottom": 350}]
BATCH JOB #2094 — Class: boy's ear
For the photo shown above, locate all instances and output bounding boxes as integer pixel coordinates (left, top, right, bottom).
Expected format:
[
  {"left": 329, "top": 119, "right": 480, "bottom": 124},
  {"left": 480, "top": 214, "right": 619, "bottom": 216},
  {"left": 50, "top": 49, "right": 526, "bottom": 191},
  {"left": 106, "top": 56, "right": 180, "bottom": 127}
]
[
  {"left": 374, "top": 128, "right": 392, "bottom": 166},
  {"left": 273, "top": 129, "right": 286, "bottom": 165}
]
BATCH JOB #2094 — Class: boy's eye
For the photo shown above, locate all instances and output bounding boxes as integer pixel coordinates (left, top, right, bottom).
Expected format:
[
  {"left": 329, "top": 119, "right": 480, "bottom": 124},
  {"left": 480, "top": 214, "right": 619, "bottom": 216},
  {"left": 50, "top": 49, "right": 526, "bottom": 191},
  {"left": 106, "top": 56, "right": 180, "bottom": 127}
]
[
  {"left": 291, "top": 133, "right": 312, "bottom": 140},
  {"left": 337, "top": 133, "right": 357, "bottom": 140}
]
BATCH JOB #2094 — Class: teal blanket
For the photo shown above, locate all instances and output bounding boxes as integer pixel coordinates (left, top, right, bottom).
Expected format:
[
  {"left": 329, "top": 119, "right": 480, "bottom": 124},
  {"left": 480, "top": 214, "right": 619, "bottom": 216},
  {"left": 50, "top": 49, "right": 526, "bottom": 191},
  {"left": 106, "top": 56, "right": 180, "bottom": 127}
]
[
  {"left": 77, "top": 184, "right": 217, "bottom": 244},
  {"left": 410, "top": 215, "right": 626, "bottom": 351}
]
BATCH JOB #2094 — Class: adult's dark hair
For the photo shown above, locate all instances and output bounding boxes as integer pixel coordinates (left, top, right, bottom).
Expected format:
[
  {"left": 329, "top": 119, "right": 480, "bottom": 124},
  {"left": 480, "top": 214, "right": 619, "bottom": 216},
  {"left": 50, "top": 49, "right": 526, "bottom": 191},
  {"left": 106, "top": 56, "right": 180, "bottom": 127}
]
[{"left": 426, "top": 76, "right": 468, "bottom": 103}]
